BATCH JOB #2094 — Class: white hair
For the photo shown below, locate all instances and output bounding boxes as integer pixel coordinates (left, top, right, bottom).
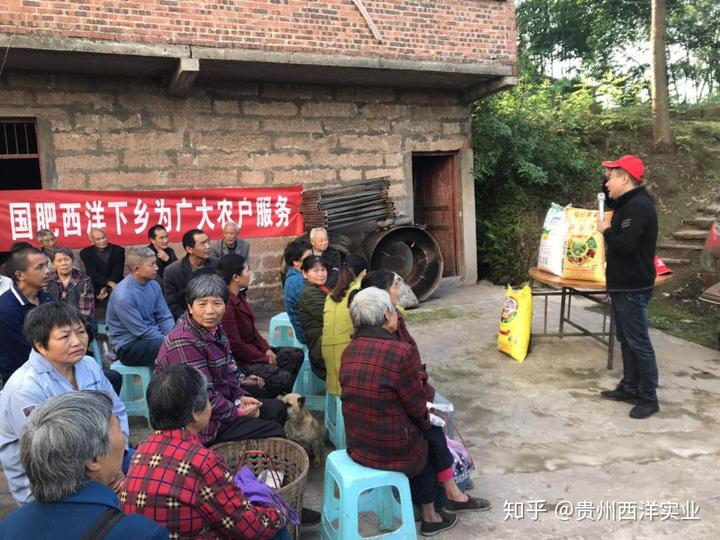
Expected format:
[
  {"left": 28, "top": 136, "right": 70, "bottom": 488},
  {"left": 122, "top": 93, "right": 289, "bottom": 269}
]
[
  {"left": 223, "top": 221, "right": 239, "bottom": 232},
  {"left": 349, "top": 287, "right": 395, "bottom": 328},
  {"left": 309, "top": 227, "right": 327, "bottom": 242}
]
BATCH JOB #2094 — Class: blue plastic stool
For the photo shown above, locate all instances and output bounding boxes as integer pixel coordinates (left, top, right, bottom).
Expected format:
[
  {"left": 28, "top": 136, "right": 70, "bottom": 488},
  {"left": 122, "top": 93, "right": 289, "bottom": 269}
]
[
  {"left": 268, "top": 312, "right": 304, "bottom": 348},
  {"left": 292, "top": 353, "right": 326, "bottom": 412},
  {"left": 90, "top": 339, "right": 103, "bottom": 368},
  {"left": 324, "top": 393, "right": 346, "bottom": 450},
  {"left": 321, "top": 450, "right": 416, "bottom": 540},
  {"left": 110, "top": 361, "right": 152, "bottom": 426}
]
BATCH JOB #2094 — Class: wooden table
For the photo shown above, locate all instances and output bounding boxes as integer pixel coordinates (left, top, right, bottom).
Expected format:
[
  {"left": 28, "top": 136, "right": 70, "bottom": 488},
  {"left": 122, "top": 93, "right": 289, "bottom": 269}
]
[
  {"left": 528, "top": 267, "right": 671, "bottom": 369},
  {"left": 528, "top": 267, "right": 617, "bottom": 369}
]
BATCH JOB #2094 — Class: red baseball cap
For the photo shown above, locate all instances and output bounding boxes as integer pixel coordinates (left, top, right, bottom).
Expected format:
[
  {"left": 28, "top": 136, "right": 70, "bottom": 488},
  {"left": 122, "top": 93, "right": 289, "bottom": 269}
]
[{"left": 602, "top": 154, "right": 645, "bottom": 182}]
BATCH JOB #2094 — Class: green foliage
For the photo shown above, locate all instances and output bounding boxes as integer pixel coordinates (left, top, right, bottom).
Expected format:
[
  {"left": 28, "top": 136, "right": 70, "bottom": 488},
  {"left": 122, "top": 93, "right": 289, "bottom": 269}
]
[{"left": 472, "top": 77, "right": 602, "bottom": 283}]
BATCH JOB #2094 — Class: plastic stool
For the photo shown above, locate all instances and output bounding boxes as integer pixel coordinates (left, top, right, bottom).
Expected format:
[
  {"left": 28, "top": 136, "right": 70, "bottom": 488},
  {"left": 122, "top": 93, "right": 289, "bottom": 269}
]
[
  {"left": 110, "top": 361, "right": 152, "bottom": 426},
  {"left": 292, "top": 353, "right": 326, "bottom": 412},
  {"left": 321, "top": 450, "right": 416, "bottom": 540},
  {"left": 268, "top": 312, "right": 304, "bottom": 348},
  {"left": 90, "top": 339, "right": 103, "bottom": 368},
  {"left": 324, "top": 393, "right": 346, "bottom": 450}
]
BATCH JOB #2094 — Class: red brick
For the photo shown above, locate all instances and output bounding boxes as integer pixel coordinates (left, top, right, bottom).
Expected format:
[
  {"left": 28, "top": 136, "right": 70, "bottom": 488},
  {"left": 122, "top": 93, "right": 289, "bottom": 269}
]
[
  {"left": 57, "top": 173, "right": 88, "bottom": 189},
  {"left": 301, "top": 102, "right": 357, "bottom": 118},
  {"left": 248, "top": 153, "right": 308, "bottom": 170},
  {"left": 122, "top": 151, "right": 174, "bottom": 169},
  {"left": 273, "top": 135, "right": 338, "bottom": 152},
  {"left": 238, "top": 170, "right": 267, "bottom": 185},
  {"left": 53, "top": 132, "right": 100, "bottom": 151},
  {"left": 270, "top": 168, "right": 336, "bottom": 185},
  {"left": 243, "top": 101, "right": 298, "bottom": 117},
  {"left": 191, "top": 132, "right": 271, "bottom": 152},
  {"left": 101, "top": 131, "right": 183, "bottom": 151},
  {"left": 74, "top": 112, "right": 142, "bottom": 132},
  {"left": 338, "top": 135, "right": 402, "bottom": 152},
  {"left": 56, "top": 153, "right": 120, "bottom": 172}
]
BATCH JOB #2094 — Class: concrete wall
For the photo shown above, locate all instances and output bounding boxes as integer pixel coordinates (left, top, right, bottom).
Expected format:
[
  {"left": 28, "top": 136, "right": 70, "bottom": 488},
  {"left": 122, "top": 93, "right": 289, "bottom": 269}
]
[
  {"left": 1, "top": 1, "right": 516, "bottom": 66},
  {"left": 0, "top": 72, "right": 476, "bottom": 305}
]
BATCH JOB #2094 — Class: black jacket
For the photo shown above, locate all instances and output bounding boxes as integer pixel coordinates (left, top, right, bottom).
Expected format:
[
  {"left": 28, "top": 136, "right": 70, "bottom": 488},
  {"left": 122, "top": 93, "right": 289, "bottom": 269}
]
[
  {"left": 603, "top": 186, "right": 658, "bottom": 291},
  {"left": 79, "top": 244, "right": 125, "bottom": 293},
  {"left": 146, "top": 243, "right": 178, "bottom": 278},
  {"left": 163, "top": 255, "right": 217, "bottom": 320}
]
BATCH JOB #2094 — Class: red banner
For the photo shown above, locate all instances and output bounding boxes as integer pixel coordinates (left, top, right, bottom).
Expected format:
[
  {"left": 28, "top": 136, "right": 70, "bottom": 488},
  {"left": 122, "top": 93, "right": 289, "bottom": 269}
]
[{"left": 0, "top": 187, "right": 304, "bottom": 250}]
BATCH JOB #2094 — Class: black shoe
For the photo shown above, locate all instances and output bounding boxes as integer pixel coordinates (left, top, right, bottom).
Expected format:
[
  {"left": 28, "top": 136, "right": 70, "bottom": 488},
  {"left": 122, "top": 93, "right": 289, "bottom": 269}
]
[
  {"left": 300, "top": 507, "right": 321, "bottom": 526},
  {"left": 420, "top": 512, "right": 459, "bottom": 537},
  {"left": 629, "top": 399, "right": 659, "bottom": 419},
  {"left": 444, "top": 496, "right": 492, "bottom": 514},
  {"left": 600, "top": 386, "right": 639, "bottom": 404}
]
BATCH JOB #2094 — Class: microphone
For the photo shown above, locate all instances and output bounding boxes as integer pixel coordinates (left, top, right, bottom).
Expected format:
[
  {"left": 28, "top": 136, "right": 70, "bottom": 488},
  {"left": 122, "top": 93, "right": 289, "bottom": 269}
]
[{"left": 597, "top": 192, "right": 605, "bottom": 220}]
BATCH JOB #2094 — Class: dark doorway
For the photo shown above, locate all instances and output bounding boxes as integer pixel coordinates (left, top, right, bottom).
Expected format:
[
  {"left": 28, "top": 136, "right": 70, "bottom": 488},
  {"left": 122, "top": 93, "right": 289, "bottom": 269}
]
[
  {"left": 0, "top": 119, "right": 42, "bottom": 191},
  {"left": 412, "top": 152, "right": 461, "bottom": 277}
]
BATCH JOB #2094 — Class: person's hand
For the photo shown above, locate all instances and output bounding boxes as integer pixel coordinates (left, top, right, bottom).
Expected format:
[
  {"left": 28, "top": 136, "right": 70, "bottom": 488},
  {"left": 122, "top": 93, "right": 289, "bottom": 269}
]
[
  {"left": 597, "top": 219, "right": 611, "bottom": 233},
  {"left": 97, "top": 287, "right": 109, "bottom": 301},
  {"left": 265, "top": 349, "right": 277, "bottom": 365},
  {"left": 236, "top": 396, "right": 261, "bottom": 418},
  {"left": 108, "top": 471, "right": 125, "bottom": 495},
  {"left": 242, "top": 375, "right": 265, "bottom": 389},
  {"left": 107, "top": 281, "right": 117, "bottom": 289},
  {"left": 157, "top": 250, "right": 169, "bottom": 262}
]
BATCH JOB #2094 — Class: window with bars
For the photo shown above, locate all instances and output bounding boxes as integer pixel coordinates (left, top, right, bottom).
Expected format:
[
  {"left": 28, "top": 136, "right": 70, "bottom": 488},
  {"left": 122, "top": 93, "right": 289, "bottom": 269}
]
[{"left": 0, "top": 118, "right": 42, "bottom": 191}]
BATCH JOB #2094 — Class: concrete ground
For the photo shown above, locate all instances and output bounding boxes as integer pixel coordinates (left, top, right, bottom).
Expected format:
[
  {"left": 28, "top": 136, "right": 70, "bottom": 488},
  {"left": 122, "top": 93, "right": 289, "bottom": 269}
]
[{"left": 2, "top": 281, "right": 720, "bottom": 539}]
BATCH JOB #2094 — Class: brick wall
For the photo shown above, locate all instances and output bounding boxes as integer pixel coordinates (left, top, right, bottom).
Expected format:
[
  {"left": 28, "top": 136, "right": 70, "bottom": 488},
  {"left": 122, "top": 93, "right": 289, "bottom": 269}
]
[
  {"left": 0, "top": 72, "right": 473, "bottom": 307},
  {"left": 0, "top": 0, "right": 516, "bottom": 66}
]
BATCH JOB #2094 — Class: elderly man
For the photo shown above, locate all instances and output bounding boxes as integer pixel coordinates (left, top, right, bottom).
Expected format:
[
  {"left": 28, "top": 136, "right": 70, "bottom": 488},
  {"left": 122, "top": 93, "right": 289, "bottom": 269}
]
[
  {"left": 79, "top": 228, "right": 125, "bottom": 301},
  {"left": 211, "top": 221, "right": 250, "bottom": 259},
  {"left": 163, "top": 228, "right": 217, "bottom": 320},
  {"left": 146, "top": 224, "right": 177, "bottom": 281},
  {"left": 340, "top": 287, "right": 489, "bottom": 536},
  {"left": 0, "top": 246, "right": 51, "bottom": 384},
  {"left": 106, "top": 247, "right": 174, "bottom": 367},
  {"left": 35, "top": 229, "right": 57, "bottom": 260},
  {"left": 309, "top": 227, "right": 341, "bottom": 289},
  {"left": 597, "top": 155, "right": 660, "bottom": 419}
]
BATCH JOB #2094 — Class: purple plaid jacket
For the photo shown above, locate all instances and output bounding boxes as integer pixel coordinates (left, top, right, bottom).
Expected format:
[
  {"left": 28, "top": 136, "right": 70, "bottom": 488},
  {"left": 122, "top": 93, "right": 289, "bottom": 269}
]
[
  {"left": 156, "top": 314, "right": 248, "bottom": 444},
  {"left": 339, "top": 326, "right": 430, "bottom": 477},
  {"left": 46, "top": 269, "right": 95, "bottom": 322}
]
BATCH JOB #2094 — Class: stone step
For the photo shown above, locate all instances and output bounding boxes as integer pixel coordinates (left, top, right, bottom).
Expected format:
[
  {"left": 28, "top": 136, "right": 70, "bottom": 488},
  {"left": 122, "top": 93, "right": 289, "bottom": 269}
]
[
  {"left": 657, "top": 242, "right": 705, "bottom": 251},
  {"left": 684, "top": 216, "right": 716, "bottom": 229},
  {"left": 658, "top": 257, "right": 692, "bottom": 266},
  {"left": 697, "top": 203, "right": 720, "bottom": 215},
  {"left": 672, "top": 229, "right": 709, "bottom": 241}
]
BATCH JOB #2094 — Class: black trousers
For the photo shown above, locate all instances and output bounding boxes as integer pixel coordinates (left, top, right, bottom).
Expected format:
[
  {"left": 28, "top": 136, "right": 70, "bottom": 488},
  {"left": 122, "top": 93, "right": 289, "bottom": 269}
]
[
  {"left": 103, "top": 368, "right": 123, "bottom": 396},
  {"left": 409, "top": 426, "right": 454, "bottom": 506},
  {"left": 242, "top": 347, "right": 304, "bottom": 398},
  {"left": 209, "top": 398, "right": 287, "bottom": 445}
]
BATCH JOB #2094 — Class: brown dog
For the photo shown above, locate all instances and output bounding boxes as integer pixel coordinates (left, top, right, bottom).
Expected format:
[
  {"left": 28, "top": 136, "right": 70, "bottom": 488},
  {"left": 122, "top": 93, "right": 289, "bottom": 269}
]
[{"left": 282, "top": 393, "right": 324, "bottom": 467}]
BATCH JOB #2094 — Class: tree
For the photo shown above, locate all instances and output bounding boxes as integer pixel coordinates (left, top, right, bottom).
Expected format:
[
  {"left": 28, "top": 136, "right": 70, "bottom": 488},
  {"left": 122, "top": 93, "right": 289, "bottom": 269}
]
[{"left": 651, "top": 0, "right": 673, "bottom": 152}]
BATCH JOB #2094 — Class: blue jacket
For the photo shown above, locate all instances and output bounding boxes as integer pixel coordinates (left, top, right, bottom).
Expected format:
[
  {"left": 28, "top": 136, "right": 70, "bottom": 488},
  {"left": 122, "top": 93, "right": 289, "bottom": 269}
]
[
  {"left": 0, "top": 480, "right": 167, "bottom": 540},
  {"left": 283, "top": 267, "right": 306, "bottom": 344}
]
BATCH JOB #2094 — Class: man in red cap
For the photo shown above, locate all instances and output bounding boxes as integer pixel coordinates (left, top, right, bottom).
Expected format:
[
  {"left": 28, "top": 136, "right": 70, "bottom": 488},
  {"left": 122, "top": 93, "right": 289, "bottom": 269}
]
[{"left": 597, "top": 155, "right": 660, "bottom": 419}]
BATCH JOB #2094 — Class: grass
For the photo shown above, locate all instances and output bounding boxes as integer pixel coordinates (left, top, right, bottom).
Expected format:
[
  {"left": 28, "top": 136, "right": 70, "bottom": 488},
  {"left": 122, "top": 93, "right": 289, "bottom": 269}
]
[{"left": 649, "top": 296, "right": 719, "bottom": 350}]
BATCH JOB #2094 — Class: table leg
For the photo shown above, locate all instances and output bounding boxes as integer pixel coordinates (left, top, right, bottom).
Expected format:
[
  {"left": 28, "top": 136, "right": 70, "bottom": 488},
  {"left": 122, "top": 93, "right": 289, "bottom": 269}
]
[{"left": 559, "top": 287, "right": 567, "bottom": 336}]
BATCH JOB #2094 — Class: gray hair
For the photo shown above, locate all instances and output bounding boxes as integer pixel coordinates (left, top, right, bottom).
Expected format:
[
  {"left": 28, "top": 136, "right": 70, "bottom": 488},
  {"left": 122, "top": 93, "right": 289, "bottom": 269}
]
[
  {"left": 126, "top": 246, "right": 156, "bottom": 271},
  {"left": 20, "top": 391, "right": 114, "bottom": 504},
  {"left": 87, "top": 227, "right": 105, "bottom": 241},
  {"left": 185, "top": 273, "right": 228, "bottom": 306},
  {"left": 36, "top": 229, "right": 55, "bottom": 240},
  {"left": 309, "top": 227, "right": 327, "bottom": 242},
  {"left": 51, "top": 247, "right": 75, "bottom": 262},
  {"left": 350, "top": 287, "right": 395, "bottom": 328},
  {"left": 223, "top": 221, "right": 239, "bottom": 232}
]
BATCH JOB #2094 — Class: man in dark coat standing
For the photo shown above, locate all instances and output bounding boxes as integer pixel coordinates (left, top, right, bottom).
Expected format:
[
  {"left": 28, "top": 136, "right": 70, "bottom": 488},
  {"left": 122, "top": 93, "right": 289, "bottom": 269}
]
[
  {"left": 147, "top": 224, "right": 178, "bottom": 285},
  {"left": 79, "top": 228, "right": 125, "bottom": 302},
  {"left": 597, "top": 155, "right": 660, "bottom": 419}
]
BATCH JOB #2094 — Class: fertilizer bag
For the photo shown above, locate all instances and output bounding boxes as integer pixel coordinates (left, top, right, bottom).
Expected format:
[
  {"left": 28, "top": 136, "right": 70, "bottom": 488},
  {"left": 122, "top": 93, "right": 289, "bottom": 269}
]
[
  {"left": 537, "top": 203, "right": 570, "bottom": 276},
  {"left": 562, "top": 208, "right": 606, "bottom": 282},
  {"left": 497, "top": 285, "right": 532, "bottom": 362}
]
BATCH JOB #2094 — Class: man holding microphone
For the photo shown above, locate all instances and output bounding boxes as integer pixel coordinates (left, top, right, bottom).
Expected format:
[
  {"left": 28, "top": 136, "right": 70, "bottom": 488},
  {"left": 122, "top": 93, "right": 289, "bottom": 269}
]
[{"left": 596, "top": 155, "right": 660, "bottom": 419}]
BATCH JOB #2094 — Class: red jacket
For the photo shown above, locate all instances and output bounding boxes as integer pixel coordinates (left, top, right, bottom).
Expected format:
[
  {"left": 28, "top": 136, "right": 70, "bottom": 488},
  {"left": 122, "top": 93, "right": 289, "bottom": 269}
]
[
  {"left": 395, "top": 313, "right": 435, "bottom": 402},
  {"left": 339, "top": 326, "right": 430, "bottom": 477},
  {"left": 223, "top": 291, "right": 270, "bottom": 366}
]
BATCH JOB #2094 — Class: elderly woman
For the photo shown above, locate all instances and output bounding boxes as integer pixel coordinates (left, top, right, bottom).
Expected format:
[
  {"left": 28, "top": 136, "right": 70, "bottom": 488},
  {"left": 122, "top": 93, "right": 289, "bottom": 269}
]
[
  {"left": 217, "top": 254, "right": 303, "bottom": 398},
  {"left": 340, "top": 288, "right": 489, "bottom": 537},
  {"left": 321, "top": 254, "right": 367, "bottom": 395},
  {"left": 0, "top": 391, "right": 166, "bottom": 539},
  {"left": 155, "top": 274, "right": 287, "bottom": 446},
  {"left": 282, "top": 238, "right": 312, "bottom": 345},
  {"left": 298, "top": 255, "right": 330, "bottom": 380},
  {"left": 0, "top": 302, "right": 130, "bottom": 505},
  {"left": 123, "top": 365, "right": 290, "bottom": 540},
  {"left": 46, "top": 247, "right": 96, "bottom": 335}
]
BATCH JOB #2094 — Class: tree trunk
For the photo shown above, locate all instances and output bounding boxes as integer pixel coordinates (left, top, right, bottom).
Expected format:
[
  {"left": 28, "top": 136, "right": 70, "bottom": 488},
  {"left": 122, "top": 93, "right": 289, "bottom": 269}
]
[{"left": 651, "top": 0, "right": 673, "bottom": 152}]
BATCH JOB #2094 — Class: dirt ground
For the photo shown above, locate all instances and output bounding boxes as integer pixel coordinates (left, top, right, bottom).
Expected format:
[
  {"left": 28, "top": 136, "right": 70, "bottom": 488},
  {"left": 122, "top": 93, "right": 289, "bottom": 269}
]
[{"left": 2, "top": 280, "right": 720, "bottom": 539}]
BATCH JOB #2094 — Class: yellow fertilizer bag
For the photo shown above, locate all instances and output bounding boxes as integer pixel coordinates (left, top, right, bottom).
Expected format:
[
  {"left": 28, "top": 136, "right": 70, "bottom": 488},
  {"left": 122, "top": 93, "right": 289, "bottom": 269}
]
[
  {"left": 563, "top": 208, "right": 606, "bottom": 282},
  {"left": 497, "top": 285, "right": 532, "bottom": 362}
]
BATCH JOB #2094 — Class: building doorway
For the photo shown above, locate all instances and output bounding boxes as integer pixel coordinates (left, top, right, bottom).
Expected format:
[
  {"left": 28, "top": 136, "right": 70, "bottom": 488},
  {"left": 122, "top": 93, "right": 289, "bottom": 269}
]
[{"left": 412, "top": 152, "right": 462, "bottom": 277}]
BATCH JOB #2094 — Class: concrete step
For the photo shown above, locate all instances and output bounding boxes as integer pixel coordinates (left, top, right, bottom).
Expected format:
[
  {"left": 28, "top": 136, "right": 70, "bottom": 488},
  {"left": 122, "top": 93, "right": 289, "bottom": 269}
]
[
  {"left": 672, "top": 229, "right": 709, "bottom": 241},
  {"left": 698, "top": 203, "right": 720, "bottom": 215},
  {"left": 657, "top": 242, "right": 705, "bottom": 251},
  {"left": 659, "top": 257, "right": 692, "bottom": 265},
  {"left": 684, "top": 216, "right": 716, "bottom": 229}
]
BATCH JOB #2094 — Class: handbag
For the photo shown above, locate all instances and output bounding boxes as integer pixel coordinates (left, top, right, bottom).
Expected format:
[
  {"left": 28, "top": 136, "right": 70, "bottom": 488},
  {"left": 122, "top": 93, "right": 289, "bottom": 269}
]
[
  {"left": 233, "top": 460, "right": 300, "bottom": 525},
  {"left": 438, "top": 413, "right": 476, "bottom": 487}
]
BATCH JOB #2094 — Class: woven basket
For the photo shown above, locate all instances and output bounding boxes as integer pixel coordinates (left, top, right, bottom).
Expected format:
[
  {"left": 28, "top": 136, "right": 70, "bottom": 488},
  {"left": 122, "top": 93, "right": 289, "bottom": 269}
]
[{"left": 212, "top": 437, "right": 309, "bottom": 539}]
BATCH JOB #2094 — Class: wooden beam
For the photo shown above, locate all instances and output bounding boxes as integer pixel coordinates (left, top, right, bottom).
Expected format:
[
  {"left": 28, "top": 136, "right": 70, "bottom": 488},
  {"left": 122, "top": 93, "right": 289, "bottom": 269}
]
[
  {"left": 463, "top": 76, "right": 517, "bottom": 102},
  {"left": 168, "top": 57, "right": 199, "bottom": 96},
  {"left": 351, "top": 0, "right": 384, "bottom": 43}
]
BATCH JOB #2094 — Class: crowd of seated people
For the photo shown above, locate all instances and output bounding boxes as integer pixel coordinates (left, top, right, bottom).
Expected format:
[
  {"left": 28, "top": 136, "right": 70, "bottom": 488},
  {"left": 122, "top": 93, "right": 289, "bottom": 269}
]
[{"left": 0, "top": 222, "right": 486, "bottom": 538}]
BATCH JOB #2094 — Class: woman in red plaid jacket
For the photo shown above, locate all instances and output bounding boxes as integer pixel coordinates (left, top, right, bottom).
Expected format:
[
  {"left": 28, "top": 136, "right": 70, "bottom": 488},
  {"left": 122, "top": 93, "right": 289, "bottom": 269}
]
[{"left": 340, "top": 287, "right": 490, "bottom": 537}]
